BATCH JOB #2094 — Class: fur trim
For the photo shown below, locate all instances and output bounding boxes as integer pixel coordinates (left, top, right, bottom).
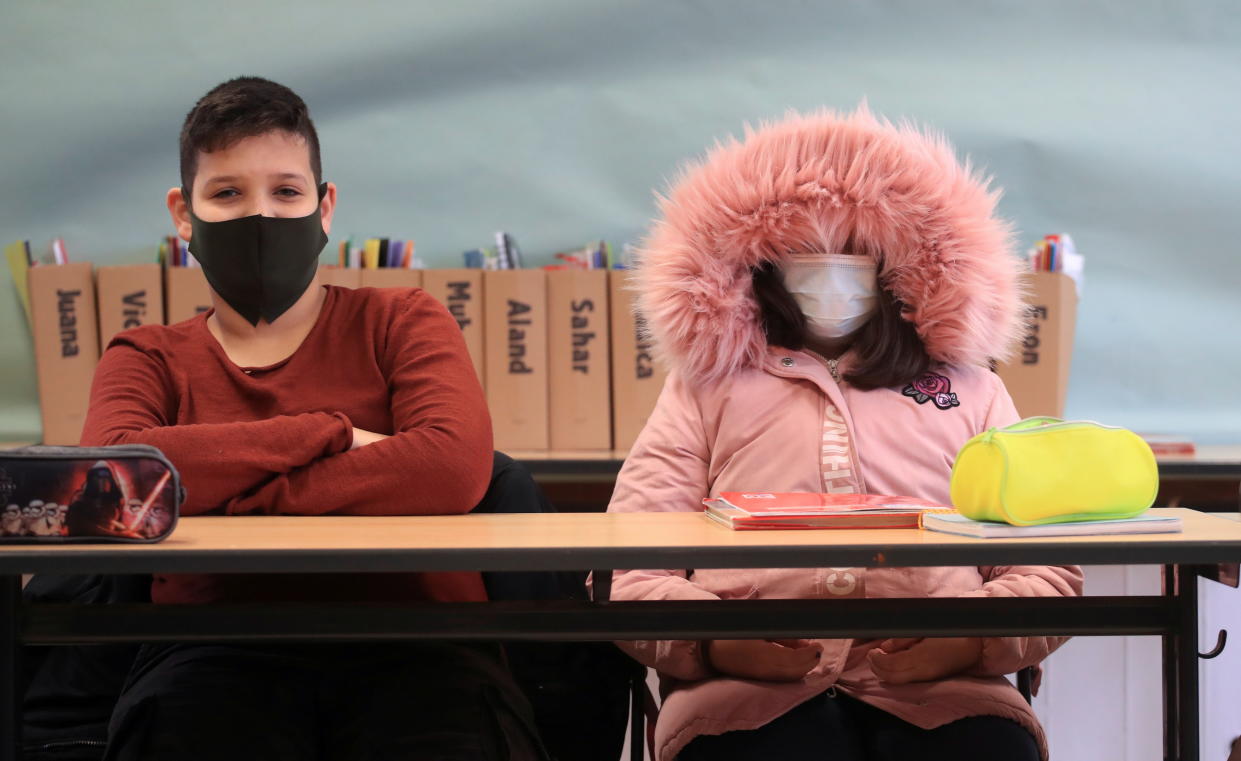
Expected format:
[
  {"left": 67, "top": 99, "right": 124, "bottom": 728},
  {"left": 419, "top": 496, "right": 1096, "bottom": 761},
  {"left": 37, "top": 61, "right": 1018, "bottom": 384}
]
[{"left": 634, "top": 106, "right": 1025, "bottom": 386}]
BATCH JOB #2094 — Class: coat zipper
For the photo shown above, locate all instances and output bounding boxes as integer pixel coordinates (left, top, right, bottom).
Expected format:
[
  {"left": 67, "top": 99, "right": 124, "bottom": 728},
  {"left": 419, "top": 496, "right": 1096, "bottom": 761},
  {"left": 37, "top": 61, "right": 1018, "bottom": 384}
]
[
  {"left": 814, "top": 356, "right": 865, "bottom": 598},
  {"left": 803, "top": 352, "right": 864, "bottom": 493},
  {"left": 803, "top": 350, "right": 841, "bottom": 382}
]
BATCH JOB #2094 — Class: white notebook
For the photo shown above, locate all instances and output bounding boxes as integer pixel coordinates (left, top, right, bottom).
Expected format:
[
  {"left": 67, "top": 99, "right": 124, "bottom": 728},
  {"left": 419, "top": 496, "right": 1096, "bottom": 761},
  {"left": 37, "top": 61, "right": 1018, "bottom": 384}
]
[{"left": 923, "top": 512, "right": 1183, "bottom": 538}]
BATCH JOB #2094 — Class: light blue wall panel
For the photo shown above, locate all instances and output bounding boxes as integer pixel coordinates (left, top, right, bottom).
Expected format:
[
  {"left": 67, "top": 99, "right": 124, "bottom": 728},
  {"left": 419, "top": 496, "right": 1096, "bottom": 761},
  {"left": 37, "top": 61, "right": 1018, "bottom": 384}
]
[{"left": 1, "top": 1, "right": 1238, "bottom": 441}]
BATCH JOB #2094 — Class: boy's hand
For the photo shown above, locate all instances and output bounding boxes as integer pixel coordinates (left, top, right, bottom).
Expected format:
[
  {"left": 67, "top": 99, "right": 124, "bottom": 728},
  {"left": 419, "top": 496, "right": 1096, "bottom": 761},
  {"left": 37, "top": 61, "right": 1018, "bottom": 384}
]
[
  {"left": 867, "top": 637, "right": 982, "bottom": 684},
  {"left": 350, "top": 428, "right": 390, "bottom": 450},
  {"left": 707, "top": 639, "right": 820, "bottom": 681}
]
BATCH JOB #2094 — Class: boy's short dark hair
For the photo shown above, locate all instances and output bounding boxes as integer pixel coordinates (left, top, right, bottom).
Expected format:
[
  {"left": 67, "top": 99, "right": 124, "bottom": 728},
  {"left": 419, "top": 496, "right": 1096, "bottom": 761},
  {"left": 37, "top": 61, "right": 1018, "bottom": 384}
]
[
  {"left": 751, "top": 261, "right": 930, "bottom": 390},
  {"left": 179, "top": 76, "right": 322, "bottom": 194}
]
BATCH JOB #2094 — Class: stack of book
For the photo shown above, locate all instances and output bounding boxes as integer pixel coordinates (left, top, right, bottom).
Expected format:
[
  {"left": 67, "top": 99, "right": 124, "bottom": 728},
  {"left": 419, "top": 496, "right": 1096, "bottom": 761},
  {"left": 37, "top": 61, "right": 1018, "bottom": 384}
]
[
  {"left": 702, "top": 492, "right": 952, "bottom": 531},
  {"left": 701, "top": 491, "right": 1186, "bottom": 538}
]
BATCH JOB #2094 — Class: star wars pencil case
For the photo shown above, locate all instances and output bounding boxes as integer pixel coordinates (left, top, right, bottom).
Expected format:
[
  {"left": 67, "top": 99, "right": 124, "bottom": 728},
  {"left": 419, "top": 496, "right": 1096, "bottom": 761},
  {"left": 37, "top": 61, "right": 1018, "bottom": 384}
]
[
  {"left": 0, "top": 444, "right": 182, "bottom": 543},
  {"left": 949, "top": 417, "right": 1158, "bottom": 526}
]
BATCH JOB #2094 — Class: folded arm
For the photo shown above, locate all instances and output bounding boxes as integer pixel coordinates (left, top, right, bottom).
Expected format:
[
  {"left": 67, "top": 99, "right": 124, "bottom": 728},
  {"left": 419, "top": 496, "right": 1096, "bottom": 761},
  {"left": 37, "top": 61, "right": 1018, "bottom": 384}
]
[
  {"left": 223, "top": 292, "right": 493, "bottom": 516},
  {"left": 601, "top": 373, "right": 722, "bottom": 681},
  {"left": 80, "top": 341, "right": 353, "bottom": 515},
  {"left": 966, "top": 564, "right": 1085, "bottom": 676}
]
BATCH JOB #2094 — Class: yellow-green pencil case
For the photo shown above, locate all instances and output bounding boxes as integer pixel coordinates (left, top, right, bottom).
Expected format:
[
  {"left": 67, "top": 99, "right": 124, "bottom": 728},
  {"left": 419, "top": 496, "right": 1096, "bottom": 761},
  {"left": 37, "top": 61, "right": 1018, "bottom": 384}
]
[{"left": 950, "top": 417, "right": 1158, "bottom": 526}]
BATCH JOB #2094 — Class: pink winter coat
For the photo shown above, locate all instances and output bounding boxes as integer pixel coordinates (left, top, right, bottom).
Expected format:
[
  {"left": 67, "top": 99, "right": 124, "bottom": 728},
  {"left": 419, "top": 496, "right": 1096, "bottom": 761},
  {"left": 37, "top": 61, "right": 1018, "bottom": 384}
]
[
  {"left": 606, "top": 107, "right": 1083, "bottom": 760},
  {"left": 608, "top": 351, "right": 1082, "bottom": 760}
]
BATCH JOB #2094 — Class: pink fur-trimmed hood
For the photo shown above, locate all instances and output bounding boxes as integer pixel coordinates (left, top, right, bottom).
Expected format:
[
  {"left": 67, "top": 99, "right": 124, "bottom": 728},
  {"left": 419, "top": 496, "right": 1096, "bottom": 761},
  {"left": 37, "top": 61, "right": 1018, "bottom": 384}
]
[{"left": 633, "top": 106, "right": 1025, "bottom": 386}]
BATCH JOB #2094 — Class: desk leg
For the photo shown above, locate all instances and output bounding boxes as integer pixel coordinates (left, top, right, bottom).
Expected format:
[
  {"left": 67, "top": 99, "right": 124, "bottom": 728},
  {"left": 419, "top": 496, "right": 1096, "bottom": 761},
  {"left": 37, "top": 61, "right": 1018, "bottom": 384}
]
[
  {"left": 1177, "top": 566, "right": 1201, "bottom": 761},
  {"left": 1164, "top": 565, "right": 1180, "bottom": 761},
  {"left": 1164, "top": 564, "right": 1202, "bottom": 761},
  {"left": 1, "top": 575, "right": 19, "bottom": 761}
]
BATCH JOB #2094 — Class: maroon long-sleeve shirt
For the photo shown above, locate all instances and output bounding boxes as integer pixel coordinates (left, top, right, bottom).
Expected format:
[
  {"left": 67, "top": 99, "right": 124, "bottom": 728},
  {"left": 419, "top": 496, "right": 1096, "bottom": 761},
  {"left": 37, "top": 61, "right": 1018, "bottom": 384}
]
[{"left": 81, "top": 285, "right": 493, "bottom": 604}]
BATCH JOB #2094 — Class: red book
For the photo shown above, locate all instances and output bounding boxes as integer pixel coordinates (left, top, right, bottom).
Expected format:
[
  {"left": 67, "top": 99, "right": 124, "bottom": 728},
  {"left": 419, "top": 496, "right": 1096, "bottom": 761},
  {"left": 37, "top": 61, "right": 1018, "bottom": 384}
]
[{"left": 702, "top": 492, "right": 952, "bottom": 531}]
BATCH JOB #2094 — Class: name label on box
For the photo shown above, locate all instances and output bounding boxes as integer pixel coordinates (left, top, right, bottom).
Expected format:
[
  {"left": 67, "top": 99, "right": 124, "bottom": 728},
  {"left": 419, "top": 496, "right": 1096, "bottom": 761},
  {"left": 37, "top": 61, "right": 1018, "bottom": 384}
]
[
  {"left": 508, "top": 299, "right": 534, "bottom": 374},
  {"left": 634, "top": 314, "right": 655, "bottom": 379},
  {"left": 1021, "top": 305, "right": 1050, "bottom": 365},
  {"left": 57, "top": 289, "right": 82, "bottom": 357},
  {"left": 571, "top": 299, "right": 597, "bottom": 375},
  {"left": 446, "top": 280, "right": 474, "bottom": 330},
  {"left": 122, "top": 290, "right": 150, "bottom": 330}
]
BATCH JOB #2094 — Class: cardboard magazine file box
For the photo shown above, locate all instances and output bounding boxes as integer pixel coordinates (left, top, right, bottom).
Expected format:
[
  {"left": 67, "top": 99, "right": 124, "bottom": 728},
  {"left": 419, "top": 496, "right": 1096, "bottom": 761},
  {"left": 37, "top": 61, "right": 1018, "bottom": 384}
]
[
  {"left": 608, "top": 270, "right": 668, "bottom": 454},
  {"left": 96, "top": 264, "right": 164, "bottom": 347},
  {"left": 163, "top": 266, "right": 213, "bottom": 325},
  {"left": 28, "top": 262, "right": 101, "bottom": 444},
  {"left": 317, "top": 265, "right": 362, "bottom": 289},
  {"left": 359, "top": 268, "right": 423, "bottom": 290},
  {"left": 996, "top": 272, "right": 1079, "bottom": 418},
  {"left": 547, "top": 269, "right": 611, "bottom": 452},
  {"left": 422, "top": 269, "right": 486, "bottom": 388},
  {"left": 484, "top": 270, "right": 548, "bottom": 452}
]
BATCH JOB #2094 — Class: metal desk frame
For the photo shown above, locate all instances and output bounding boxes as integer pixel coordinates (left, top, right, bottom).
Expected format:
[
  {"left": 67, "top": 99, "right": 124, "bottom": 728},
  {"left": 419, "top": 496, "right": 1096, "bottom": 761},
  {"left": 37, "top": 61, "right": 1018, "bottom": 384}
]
[{"left": 3, "top": 517, "right": 1238, "bottom": 761}]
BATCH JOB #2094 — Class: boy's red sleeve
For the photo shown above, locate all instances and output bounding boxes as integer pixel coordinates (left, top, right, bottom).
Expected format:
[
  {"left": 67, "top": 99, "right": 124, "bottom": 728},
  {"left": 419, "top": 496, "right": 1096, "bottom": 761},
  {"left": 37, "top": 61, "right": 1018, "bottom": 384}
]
[
  {"left": 80, "top": 343, "right": 354, "bottom": 515},
  {"left": 223, "top": 291, "right": 493, "bottom": 516}
]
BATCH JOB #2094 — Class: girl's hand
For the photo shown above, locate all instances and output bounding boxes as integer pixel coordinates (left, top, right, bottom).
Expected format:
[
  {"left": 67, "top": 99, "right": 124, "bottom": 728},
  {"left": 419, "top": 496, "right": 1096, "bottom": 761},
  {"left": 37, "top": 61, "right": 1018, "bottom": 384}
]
[
  {"left": 350, "top": 428, "right": 390, "bottom": 450},
  {"left": 707, "top": 639, "right": 820, "bottom": 682},
  {"left": 866, "top": 637, "right": 982, "bottom": 684}
]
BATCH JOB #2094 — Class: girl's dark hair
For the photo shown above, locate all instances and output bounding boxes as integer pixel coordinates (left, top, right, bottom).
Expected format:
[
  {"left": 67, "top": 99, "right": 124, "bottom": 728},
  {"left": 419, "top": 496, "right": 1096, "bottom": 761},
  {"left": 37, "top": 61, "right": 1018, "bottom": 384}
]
[
  {"left": 752, "top": 261, "right": 930, "bottom": 390},
  {"left": 179, "top": 76, "right": 321, "bottom": 193}
]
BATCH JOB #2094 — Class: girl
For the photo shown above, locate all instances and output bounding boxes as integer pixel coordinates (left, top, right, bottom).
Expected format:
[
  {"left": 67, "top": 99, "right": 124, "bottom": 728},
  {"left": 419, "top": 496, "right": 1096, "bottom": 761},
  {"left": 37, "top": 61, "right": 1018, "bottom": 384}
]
[{"left": 607, "top": 107, "right": 1083, "bottom": 761}]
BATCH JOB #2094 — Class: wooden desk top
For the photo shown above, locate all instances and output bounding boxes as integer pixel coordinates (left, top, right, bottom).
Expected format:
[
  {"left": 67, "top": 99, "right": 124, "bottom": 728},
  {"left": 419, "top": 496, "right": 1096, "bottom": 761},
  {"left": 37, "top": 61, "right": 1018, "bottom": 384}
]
[{"left": 3, "top": 508, "right": 1241, "bottom": 576}]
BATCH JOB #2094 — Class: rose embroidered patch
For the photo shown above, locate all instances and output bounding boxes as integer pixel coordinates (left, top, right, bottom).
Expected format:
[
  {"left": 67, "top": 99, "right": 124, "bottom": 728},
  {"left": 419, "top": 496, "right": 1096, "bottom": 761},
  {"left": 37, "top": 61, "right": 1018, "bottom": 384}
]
[{"left": 902, "top": 372, "right": 960, "bottom": 410}]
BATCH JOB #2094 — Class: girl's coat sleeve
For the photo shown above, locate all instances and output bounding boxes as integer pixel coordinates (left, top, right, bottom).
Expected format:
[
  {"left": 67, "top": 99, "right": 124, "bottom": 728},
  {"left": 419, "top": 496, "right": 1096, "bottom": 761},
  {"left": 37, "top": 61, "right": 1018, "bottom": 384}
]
[{"left": 603, "top": 372, "right": 719, "bottom": 681}]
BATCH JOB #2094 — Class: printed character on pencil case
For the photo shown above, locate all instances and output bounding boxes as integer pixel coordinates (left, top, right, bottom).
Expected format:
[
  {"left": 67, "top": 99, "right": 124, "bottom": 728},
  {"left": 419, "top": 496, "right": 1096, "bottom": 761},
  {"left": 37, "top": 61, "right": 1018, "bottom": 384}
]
[{"left": 0, "top": 453, "right": 177, "bottom": 540}]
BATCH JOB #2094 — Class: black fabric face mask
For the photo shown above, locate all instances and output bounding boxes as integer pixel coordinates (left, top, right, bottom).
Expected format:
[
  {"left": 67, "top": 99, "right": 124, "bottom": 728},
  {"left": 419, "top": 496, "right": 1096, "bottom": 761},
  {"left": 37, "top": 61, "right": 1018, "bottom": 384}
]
[{"left": 185, "top": 183, "right": 329, "bottom": 326}]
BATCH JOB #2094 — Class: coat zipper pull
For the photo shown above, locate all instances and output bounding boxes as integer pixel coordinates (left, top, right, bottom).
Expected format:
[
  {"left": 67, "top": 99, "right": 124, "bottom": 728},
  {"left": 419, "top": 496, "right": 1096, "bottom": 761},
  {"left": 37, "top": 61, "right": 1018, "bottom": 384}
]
[{"left": 827, "top": 358, "right": 840, "bottom": 382}]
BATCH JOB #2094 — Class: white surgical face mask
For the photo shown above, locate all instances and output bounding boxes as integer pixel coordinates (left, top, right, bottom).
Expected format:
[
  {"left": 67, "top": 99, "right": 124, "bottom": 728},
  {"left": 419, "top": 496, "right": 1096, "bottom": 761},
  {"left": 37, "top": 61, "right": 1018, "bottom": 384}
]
[{"left": 781, "top": 254, "right": 879, "bottom": 340}]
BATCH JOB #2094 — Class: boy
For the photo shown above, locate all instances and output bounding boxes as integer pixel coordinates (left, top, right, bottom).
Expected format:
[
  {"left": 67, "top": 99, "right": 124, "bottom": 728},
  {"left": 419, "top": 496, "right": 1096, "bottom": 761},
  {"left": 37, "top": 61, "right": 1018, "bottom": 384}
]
[{"left": 81, "top": 77, "right": 543, "bottom": 760}]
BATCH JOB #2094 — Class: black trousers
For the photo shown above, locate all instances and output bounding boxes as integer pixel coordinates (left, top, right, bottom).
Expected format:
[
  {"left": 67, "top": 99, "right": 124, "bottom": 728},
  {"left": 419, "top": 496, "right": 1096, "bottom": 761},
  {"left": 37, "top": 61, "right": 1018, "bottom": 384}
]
[
  {"left": 103, "top": 642, "right": 546, "bottom": 761},
  {"left": 679, "top": 689, "right": 1039, "bottom": 761}
]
